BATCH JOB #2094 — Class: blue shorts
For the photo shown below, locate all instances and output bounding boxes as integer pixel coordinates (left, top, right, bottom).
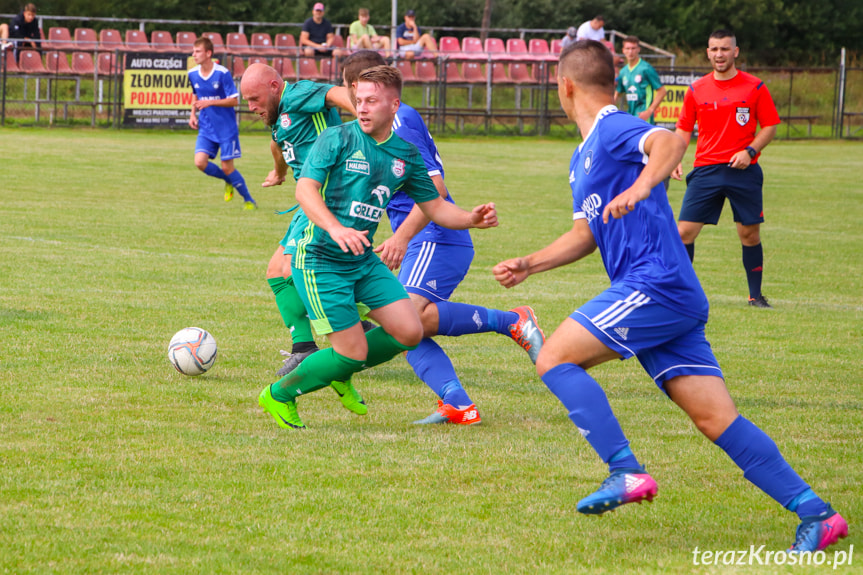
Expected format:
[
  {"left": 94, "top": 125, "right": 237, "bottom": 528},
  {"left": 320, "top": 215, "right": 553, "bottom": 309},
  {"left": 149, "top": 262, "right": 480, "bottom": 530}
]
[
  {"left": 679, "top": 163, "right": 764, "bottom": 226},
  {"left": 195, "top": 134, "right": 242, "bottom": 161},
  {"left": 570, "top": 284, "right": 723, "bottom": 390},
  {"left": 398, "top": 241, "right": 474, "bottom": 302}
]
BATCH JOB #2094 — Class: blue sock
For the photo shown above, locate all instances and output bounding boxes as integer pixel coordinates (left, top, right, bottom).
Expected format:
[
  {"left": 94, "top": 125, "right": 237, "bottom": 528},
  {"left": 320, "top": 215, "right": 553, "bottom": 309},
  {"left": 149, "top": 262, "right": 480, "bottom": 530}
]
[
  {"left": 608, "top": 446, "right": 641, "bottom": 472},
  {"left": 227, "top": 170, "right": 254, "bottom": 203},
  {"left": 406, "top": 339, "right": 472, "bottom": 407},
  {"left": 203, "top": 162, "right": 228, "bottom": 181},
  {"left": 715, "top": 415, "right": 829, "bottom": 518},
  {"left": 435, "top": 301, "right": 517, "bottom": 336},
  {"left": 541, "top": 363, "right": 632, "bottom": 466}
]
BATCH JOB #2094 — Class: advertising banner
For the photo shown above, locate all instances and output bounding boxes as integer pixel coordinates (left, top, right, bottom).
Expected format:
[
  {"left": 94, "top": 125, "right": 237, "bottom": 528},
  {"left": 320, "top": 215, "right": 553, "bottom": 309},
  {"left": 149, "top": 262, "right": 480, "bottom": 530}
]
[{"left": 123, "top": 53, "right": 193, "bottom": 128}]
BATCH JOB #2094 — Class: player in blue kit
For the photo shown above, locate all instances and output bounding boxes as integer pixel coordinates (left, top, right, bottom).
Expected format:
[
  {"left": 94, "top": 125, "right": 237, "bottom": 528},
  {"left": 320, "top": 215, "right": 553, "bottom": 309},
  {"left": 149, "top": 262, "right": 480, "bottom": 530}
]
[
  {"left": 493, "top": 40, "right": 846, "bottom": 553},
  {"left": 188, "top": 37, "right": 256, "bottom": 210},
  {"left": 342, "top": 51, "right": 545, "bottom": 425}
]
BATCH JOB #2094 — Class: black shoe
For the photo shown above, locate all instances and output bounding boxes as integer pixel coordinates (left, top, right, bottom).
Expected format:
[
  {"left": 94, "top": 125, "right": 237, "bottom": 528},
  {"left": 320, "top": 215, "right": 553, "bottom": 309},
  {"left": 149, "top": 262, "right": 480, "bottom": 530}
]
[{"left": 748, "top": 295, "right": 773, "bottom": 309}]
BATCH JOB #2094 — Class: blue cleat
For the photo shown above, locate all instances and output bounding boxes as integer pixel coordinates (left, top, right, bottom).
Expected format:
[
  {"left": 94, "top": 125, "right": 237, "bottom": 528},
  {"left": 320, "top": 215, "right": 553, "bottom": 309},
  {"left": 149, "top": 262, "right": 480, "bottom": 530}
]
[
  {"left": 577, "top": 467, "right": 658, "bottom": 515},
  {"left": 788, "top": 506, "right": 848, "bottom": 553}
]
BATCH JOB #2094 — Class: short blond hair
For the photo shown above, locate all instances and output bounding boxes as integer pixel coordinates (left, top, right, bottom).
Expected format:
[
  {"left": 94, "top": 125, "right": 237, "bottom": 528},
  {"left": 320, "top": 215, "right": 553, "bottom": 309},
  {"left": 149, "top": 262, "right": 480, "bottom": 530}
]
[{"left": 358, "top": 65, "right": 402, "bottom": 96}]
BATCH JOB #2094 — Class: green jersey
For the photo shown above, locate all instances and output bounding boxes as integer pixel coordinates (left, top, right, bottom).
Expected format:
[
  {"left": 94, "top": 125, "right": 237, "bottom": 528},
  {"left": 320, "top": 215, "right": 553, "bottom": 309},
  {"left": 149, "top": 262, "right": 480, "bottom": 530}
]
[
  {"left": 295, "top": 121, "right": 440, "bottom": 270},
  {"left": 616, "top": 59, "right": 664, "bottom": 124},
  {"left": 270, "top": 80, "right": 343, "bottom": 179}
]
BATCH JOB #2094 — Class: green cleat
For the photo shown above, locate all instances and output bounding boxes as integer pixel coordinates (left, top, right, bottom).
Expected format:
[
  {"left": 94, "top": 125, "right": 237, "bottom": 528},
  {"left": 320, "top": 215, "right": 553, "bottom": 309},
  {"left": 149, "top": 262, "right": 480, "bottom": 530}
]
[
  {"left": 331, "top": 379, "right": 367, "bottom": 415},
  {"left": 224, "top": 182, "right": 234, "bottom": 202},
  {"left": 258, "top": 385, "right": 305, "bottom": 429},
  {"left": 243, "top": 201, "right": 258, "bottom": 211}
]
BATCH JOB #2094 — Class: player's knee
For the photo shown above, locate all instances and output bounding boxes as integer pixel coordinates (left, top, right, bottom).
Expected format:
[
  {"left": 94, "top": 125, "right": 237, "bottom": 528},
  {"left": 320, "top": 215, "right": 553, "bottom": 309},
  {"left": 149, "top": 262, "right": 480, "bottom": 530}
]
[
  {"left": 535, "top": 348, "right": 558, "bottom": 377},
  {"left": 194, "top": 157, "right": 208, "bottom": 171}
]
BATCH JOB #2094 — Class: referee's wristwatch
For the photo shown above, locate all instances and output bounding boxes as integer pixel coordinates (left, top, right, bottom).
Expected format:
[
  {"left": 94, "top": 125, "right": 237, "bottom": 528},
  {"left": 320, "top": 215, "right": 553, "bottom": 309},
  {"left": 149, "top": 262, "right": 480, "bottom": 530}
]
[{"left": 745, "top": 146, "right": 757, "bottom": 158}]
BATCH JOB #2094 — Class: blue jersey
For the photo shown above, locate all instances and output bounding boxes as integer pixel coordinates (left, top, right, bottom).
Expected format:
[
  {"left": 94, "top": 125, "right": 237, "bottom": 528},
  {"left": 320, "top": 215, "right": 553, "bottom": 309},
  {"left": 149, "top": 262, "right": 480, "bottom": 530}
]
[
  {"left": 188, "top": 64, "right": 239, "bottom": 143},
  {"left": 570, "top": 106, "right": 708, "bottom": 320},
  {"left": 387, "top": 102, "right": 473, "bottom": 248}
]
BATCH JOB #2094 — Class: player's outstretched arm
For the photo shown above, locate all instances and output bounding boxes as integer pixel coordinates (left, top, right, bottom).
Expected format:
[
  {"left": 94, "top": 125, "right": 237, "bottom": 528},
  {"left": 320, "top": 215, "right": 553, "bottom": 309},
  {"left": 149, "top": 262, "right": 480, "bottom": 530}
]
[
  {"left": 603, "top": 129, "right": 687, "bottom": 223},
  {"left": 416, "top": 197, "right": 497, "bottom": 230},
  {"left": 296, "top": 177, "right": 369, "bottom": 255},
  {"left": 325, "top": 86, "right": 357, "bottom": 116},
  {"left": 493, "top": 220, "right": 596, "bottom": 288}
]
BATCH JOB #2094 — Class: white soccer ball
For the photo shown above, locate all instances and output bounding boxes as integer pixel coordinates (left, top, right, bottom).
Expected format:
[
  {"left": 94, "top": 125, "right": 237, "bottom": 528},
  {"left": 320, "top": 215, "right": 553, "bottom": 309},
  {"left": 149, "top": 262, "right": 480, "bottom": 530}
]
[{"left": 167, "top": 327, "right": 218, "bottom": 376}]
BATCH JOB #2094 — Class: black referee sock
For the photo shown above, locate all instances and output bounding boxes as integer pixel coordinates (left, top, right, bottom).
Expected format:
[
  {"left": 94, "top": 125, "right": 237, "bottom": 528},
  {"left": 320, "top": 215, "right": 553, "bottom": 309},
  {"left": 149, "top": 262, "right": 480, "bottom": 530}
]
[
  {"left": 684, "top": 242, "right": 695, "bottom": 263},
  {"left": 742, "top": 243, "right": 764, "bottom": 299}
]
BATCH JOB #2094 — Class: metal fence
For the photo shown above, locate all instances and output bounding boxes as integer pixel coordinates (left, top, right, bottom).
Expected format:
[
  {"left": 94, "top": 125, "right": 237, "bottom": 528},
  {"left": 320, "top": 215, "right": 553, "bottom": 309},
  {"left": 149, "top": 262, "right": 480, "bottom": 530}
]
[{"left": 1, "top": 40, "right": 861, "bottom": 138}]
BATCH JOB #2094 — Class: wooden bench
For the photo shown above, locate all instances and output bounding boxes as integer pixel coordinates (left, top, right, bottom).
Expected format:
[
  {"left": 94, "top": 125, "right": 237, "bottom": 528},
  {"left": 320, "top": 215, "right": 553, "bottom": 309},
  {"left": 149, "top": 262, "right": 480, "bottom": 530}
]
[{"left": 780, "top": 115, "right": 819, "bottom": 137}]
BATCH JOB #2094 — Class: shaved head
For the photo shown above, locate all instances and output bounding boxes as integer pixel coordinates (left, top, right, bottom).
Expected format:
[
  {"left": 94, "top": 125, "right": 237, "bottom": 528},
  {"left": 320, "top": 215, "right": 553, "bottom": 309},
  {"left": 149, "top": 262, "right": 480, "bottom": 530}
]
[
  {"left": 558, "top": 40, "right": 615, "bottom": 95},
  {"left": 240, "top": 63, "right": 284, "bottom": 125}
]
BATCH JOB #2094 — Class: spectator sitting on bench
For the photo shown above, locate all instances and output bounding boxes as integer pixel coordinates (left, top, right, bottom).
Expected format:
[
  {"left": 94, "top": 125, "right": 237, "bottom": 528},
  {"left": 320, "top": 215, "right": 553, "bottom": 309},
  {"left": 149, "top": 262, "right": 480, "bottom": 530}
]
[{"left": 349, "top": 8, "right": 390, "bottom": 51}]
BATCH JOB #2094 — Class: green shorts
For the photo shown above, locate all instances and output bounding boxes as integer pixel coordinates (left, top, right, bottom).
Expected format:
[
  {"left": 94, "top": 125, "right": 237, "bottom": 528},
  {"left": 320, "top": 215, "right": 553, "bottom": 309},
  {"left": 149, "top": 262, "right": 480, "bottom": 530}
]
[
  {"left": 291, "top": 257, "right": 407, "bottom": 334},
  {"left": 279, "top": 211, "right": 311, "bottom": 256}
]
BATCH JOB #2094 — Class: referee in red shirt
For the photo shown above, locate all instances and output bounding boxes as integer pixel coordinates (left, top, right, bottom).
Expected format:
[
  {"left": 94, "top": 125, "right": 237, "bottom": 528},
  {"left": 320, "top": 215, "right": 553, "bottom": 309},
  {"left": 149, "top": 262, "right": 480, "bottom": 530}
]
[{"left": 672, "top": 29, "right": 779, "bottom": 309}]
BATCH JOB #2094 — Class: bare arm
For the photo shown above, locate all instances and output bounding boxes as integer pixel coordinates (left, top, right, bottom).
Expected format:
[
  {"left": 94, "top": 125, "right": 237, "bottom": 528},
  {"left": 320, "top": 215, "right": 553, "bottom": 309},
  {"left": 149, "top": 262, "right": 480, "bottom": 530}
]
[
  {"left": 194, "top": 96, "right": 239, "bottom": 110},
  {"left": 602, "top": 129, "right": 686, "bottom": 222},
  {"left": 493, "top": 219, "right": 597, "bottom": 288},
  {"left": 262, "top": 139, "right": 288, "bottom": 187},
  {"left": 296, "top": 177, "right": 370, "bottom": 255},
  {"left": 189, "top": 94, "right": 199, "bottom": 129},
  {"left": 373, "top": 174, "right": 445, "bottom": 269},
  {"left": 416, "top": 196, "right": 497, "bottom": 230},
  {"left": 325, "top": 86, "right": 357, "bottom": 116},
  {"left": 671, "top": 127, "right": 693, "bottom": 180}
]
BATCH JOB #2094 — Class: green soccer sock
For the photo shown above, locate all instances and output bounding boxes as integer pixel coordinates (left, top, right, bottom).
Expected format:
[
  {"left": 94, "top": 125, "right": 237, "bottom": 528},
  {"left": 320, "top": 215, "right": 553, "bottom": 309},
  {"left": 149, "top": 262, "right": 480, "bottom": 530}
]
[
  {"left": 268, "top": 276, "right": 315, "bottom": 347},
  {"left": 270, "top": 348, "right": 365, "bottom": 402},
  {"left": 363, "top": 326, "right": 418, "bottom": 369}
]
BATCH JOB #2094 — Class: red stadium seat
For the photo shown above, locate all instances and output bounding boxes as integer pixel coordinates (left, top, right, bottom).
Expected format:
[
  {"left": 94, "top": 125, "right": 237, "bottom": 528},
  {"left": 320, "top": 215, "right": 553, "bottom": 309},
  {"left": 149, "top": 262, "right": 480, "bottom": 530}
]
[
  {"left": 150, "top": 30, "right": 176, "bottom": 52},
  {"left": 298, "top": 57, "right": 325, "bottom": 80},
  {"left": 98, "top": 29, "right": 124, "bottom": 52},
  {"left": 18, "top": 49, "right": 48, "bottom": 74},
  {"left": 414, "top": 59, "right": 437, "bottom": 82},
  {"left": 228, "top": 55, "right": 245, "bottom": 77},
  {"left": 488, "top": 62, "right": 513, "bottom": 83},
  {"left": 175, "top": 31, "right": 197, "bottom": 52},
  {"left": 250, "top": 33, "right": 274, "bottom": 54},
  {"left": 484, "top": 37, "right": 510, "bottom": 60},
  {"left": 506, "top": 38, "right": 530, "bottom": 58},
  {"left": 2, "top": 51, "right": 21, "bottom": 73},
  {"left": 46, "top": 27, "right": 75, "bottom": 50},
  {"left": 445, "top": 61, "right": 465, "bottom": 83},
  {"left": 274, "top": 33, "right": 297, "bottom": 53},
  {"left": 509, "top": 62, "right": 536, "bottom": 84},
  {"left": 97, "top": 52, "right": 121, "bottom": 75},
  {"left": 45, "top": 51, "right": 73, "bottom": 74},
  {"left": 461, "top": 37, "right": 485, "bottom": 60},
  {"left": 71, "top": 51, "right": 96, "bottom": 75},
  {"left": 226, "top": 32, "right": 254, "bottom": 55},
  {"left": 272, "top": 57, "right": 296, "bottom": 80},
  {"left": 74, "top": 28, "right": 99, "bottom": 51},
  {"left": 438, "top": 36, "right": 463, "bottom": 59},
  {"left": 528, "top": 38, "right": 554, "bottom": 60},
  {"left": 124, "top": 30, "right": 150, "bottom": 52},
  {"left": 330, "top": 35, "right": 344, "bottom": 49},
  {"left": 395, "top": 60, "right": 417, "bottom": 82},
  {"left": 319, "top": 58, "right": 334, "bottom": 81},
  {"left": 462, "top": 61, "right": 485, "bottom": 83}
]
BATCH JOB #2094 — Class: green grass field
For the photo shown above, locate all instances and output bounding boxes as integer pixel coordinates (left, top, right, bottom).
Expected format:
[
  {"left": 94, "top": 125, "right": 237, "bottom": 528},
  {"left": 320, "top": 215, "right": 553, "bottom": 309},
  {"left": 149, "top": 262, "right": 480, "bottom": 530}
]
[{"left": 1, "top": 129, "right": 860, "bottom": 574}]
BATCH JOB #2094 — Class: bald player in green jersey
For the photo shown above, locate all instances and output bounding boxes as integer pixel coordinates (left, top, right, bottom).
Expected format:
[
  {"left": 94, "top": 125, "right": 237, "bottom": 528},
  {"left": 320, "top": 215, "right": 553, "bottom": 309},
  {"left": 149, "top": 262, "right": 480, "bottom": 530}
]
[
  {"left": 241, "top": 64, "right": 367, "bottom": 411},
  {"left": 258, "top": 65, "right": 498, "bottom": 429}
]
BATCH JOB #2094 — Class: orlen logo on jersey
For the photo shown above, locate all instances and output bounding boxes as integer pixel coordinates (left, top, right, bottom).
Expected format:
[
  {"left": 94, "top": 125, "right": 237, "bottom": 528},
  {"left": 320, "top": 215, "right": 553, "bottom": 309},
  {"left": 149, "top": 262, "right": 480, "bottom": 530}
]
[
  {"left": 350, "top": 201, "right": 384, "bottom": 222},
  {"left": 581, "top": 193, "right": 603, "bottom": 223}
]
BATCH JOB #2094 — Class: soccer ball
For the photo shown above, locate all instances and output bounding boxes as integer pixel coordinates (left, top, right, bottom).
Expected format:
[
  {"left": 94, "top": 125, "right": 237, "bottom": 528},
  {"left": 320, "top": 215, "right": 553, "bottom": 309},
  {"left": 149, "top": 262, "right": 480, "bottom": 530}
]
[{"left": 168, "top": 327, "right": 218, "bottom": 376}]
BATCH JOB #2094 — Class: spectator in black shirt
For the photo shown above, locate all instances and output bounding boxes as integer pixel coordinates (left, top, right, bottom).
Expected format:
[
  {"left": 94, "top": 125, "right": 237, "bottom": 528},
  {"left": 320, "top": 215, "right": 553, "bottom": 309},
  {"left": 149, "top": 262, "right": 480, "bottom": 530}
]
[
  {"left": 1, "top": 3, "right": 40, "bottom": 51},
  {"left": 300, "top": 2, "right": 336, "bottom": 57}
]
